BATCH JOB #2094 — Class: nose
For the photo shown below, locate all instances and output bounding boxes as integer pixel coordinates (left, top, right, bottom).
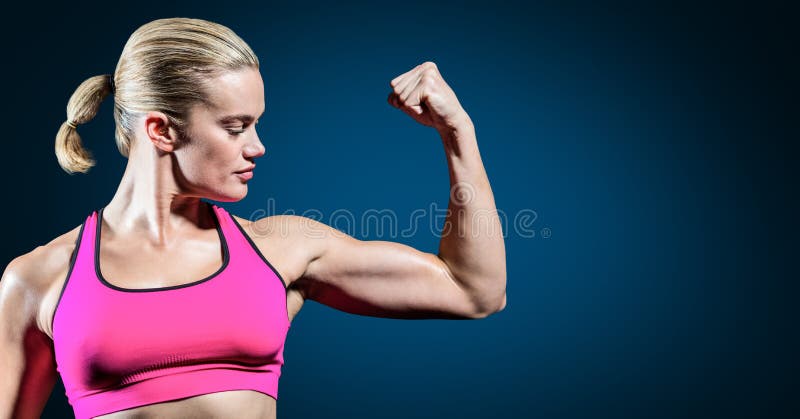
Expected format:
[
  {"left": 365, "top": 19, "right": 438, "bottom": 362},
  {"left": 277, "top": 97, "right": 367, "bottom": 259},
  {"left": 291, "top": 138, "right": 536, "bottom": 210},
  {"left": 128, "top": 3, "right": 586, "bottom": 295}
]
[{"left": 244, "top": 131, "right": 266, "bottom": 159}]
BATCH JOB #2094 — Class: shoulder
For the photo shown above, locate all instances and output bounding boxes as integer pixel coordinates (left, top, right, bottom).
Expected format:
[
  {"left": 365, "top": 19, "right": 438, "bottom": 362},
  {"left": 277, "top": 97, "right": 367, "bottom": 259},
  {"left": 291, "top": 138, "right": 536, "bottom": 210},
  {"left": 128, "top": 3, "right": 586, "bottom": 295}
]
[
  {"left": 4, "top": 224, "right": 84, "bottom": 295},
  {"left": 0, "top": 224, "right": 82, "bottom": 324},
  {"left": 1, "top": 223, "right": 84, "bottom": 336},
  {"left": 226, "top": 213, "right": 342, "bottom": 285},
  {"left": 230, "top": 213, "right": 336, "bottom": 246}
]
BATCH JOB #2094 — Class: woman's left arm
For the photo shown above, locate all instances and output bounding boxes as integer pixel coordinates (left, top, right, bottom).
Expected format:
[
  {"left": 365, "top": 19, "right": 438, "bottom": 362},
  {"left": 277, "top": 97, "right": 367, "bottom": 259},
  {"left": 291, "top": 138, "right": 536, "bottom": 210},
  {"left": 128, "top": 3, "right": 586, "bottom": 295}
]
[{"left": 296, "top": 61, "right": 506, "bottom": 319}]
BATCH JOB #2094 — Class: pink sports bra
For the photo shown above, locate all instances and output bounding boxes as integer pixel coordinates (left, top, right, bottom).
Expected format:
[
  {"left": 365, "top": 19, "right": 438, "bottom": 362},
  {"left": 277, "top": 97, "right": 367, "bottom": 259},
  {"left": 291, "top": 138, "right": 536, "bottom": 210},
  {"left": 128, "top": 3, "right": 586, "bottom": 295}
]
[{"left": 52, "top": 202, "right": 290, "bottom": 419}]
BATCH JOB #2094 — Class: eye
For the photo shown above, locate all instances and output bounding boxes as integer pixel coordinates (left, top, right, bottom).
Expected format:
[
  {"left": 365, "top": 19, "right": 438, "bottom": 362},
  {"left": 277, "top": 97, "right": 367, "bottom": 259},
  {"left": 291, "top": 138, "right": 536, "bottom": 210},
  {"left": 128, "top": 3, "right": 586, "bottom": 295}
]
[{"left": 225, "top": 119, "right": 259, "bottom": 136}]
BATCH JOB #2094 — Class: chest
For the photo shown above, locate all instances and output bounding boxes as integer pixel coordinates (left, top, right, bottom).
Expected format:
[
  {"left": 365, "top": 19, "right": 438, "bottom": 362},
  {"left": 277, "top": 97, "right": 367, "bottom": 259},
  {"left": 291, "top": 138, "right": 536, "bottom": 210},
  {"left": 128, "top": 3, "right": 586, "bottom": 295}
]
[
  {"left": 97, "top": 229, "right": 226, "bottom": 289},
  {"left": 53, "top": 249, "right": 291, "bottom": 390}
]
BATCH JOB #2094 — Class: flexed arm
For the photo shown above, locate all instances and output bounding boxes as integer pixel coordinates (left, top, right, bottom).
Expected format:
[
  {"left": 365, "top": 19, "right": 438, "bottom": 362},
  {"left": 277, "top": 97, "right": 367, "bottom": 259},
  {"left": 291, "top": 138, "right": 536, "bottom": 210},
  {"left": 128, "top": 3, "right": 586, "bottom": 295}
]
[
  {"left": 292, "top": 62, "right": 506, "bottom": 320},
  {"left": 388, "top": 61, "right": 507, "bottom": 315}
]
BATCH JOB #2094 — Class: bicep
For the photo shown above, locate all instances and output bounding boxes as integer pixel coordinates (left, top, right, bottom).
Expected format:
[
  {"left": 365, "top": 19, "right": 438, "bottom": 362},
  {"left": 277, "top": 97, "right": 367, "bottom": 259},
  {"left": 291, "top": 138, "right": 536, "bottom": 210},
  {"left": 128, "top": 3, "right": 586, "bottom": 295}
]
[
  {"left": 299, "top": 223, "right": 481, "bottom": 319},
  {"left": 0, "top": 259, "right": 57, "bottom": 419}
]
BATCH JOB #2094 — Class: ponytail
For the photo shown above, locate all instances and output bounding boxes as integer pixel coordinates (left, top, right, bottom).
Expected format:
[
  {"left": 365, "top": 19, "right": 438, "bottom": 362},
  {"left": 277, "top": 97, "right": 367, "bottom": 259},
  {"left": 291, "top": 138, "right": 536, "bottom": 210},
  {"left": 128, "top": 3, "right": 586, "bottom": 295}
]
[
  {"left": 55, "top": 74, "right": 113, "bottom": 174},
  {"left": 55, "top": 18, "right": 259, "bottom": 174}
]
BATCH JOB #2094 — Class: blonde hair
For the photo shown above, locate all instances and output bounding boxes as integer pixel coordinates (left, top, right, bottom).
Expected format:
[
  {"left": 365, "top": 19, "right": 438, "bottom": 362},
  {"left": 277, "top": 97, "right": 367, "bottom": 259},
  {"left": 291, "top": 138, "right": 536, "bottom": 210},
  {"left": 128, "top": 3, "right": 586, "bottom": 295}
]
[{"left": 55, "top": 17, "right": 259, "bottom": 174}]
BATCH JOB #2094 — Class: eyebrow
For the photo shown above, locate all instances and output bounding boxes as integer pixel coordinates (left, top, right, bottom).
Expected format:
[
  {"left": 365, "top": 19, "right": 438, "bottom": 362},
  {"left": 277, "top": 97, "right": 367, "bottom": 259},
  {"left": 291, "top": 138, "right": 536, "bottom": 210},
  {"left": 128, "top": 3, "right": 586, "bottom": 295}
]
[{"left": 218, "top": 109, "right": 266, "bottom": 124}]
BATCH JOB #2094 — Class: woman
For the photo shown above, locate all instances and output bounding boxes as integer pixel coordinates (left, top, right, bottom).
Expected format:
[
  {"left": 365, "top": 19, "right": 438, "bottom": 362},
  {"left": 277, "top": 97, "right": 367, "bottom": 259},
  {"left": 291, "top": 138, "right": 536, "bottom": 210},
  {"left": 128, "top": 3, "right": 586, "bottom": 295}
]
[{"left": 0, "top": 17, "right": 506, "bottom": 419}]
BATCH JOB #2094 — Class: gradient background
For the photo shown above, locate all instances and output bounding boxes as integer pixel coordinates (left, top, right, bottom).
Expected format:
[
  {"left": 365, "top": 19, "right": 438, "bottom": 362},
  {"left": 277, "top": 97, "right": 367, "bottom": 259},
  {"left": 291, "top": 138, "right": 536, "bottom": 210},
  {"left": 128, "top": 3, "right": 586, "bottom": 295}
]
[{"left": 1, "top": 1, "right": 794, "bottom": 418}]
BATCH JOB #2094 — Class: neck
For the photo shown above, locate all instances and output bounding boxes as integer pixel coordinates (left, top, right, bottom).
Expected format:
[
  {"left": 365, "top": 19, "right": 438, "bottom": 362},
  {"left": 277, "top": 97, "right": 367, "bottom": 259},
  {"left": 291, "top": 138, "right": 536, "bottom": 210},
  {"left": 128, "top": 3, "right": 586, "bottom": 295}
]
[{"left": 102, "top": 141, "right": 213, "bottom": 248}]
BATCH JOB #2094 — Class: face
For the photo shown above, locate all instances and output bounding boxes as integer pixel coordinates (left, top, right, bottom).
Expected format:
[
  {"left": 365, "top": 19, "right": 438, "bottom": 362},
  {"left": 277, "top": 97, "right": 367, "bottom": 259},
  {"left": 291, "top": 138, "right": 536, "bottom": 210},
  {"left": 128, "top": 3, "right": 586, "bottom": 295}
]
[{"left": 172, "top": 67, "right": 266, "bottom": 202}]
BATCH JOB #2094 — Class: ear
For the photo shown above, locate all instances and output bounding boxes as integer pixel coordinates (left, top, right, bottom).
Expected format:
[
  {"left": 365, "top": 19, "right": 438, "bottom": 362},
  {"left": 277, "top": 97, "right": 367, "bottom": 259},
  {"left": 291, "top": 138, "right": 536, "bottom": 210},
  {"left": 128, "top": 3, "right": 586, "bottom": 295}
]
[{"left": 143, "top": 111, "right": 178, "bottom": 152}]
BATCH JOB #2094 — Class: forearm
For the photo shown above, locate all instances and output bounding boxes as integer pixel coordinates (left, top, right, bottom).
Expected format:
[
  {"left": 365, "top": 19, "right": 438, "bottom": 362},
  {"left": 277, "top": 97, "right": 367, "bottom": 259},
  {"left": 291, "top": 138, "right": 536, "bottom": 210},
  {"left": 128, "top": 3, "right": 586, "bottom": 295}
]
[{"left": 436, "top": 112, "right": 507, "bottom": 314}]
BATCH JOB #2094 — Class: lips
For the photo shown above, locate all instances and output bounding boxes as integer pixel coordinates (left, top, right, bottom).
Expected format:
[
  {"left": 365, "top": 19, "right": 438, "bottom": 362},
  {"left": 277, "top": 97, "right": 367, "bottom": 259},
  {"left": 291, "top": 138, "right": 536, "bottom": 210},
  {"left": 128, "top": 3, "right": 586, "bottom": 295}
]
[
  {"left": 235, "top": 171, "right": 254, "bottom": 181},
  {"left": 234, "top": 164, "right": 256, "bottom": 174}
]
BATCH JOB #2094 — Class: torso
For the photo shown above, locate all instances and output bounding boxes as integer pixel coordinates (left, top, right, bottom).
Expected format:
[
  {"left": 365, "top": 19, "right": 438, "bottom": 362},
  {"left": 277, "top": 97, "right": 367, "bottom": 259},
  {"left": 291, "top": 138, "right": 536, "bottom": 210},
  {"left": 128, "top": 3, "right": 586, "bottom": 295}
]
[{"left": 26, "top": 212, "right": 309, "bottom": 419}]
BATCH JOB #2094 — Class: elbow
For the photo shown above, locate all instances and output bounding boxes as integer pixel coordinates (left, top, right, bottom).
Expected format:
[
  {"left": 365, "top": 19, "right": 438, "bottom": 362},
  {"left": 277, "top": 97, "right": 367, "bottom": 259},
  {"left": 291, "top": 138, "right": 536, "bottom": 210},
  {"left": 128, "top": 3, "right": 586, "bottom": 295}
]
[
  {"left": 497, "top": 292, "right": 507, "bottom": 312},
  {"left": 471, "top": 291, "right": 507, "bottom": 319}
]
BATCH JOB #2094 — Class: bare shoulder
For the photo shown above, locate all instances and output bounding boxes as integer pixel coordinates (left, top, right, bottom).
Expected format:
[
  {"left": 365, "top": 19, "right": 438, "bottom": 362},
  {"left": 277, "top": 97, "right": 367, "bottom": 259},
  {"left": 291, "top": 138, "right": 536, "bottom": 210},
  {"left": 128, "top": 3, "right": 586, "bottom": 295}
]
[
  {"left": 227, "top": 214, "right": 330, "bottom": 290},
  {"left": 230, "top": 213, "right": 326, "bottom": 237},
  {"left": 4, "top": 224, "right": 83, "bottom": 295},
  {"left": 1, "top": 223, "right": 84, "bottom": 339},
  {"left": 230, "top": 213, "right": 333, "bottom": 252},
  {"left": 226, "top": 214, "right": 357, "bottom": 320}
]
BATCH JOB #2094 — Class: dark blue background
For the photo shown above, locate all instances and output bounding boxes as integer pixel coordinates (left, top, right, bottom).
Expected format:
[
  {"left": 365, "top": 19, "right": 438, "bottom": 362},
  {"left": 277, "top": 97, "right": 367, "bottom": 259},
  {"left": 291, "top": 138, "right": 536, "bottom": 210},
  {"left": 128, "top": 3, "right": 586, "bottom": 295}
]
[{"left": 1, "top": 1, "right": 794, "bottom": 418}]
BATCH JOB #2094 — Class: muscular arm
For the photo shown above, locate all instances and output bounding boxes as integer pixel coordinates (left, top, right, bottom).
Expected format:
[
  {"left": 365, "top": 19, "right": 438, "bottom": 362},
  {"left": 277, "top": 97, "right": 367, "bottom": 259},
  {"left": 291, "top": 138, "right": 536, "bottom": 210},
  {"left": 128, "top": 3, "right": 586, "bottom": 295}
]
[
  {"left": 436, "top": 115, "right": 507, "bottom": 316},
  {"left": 0, "top": 256, "right": 58, "bottom": 419},
  {"left": 284, "top": 61, "right": 506, "bottom": 320},
  {"left": 290, "top": 215, "right": 483, "bottom": 320}
]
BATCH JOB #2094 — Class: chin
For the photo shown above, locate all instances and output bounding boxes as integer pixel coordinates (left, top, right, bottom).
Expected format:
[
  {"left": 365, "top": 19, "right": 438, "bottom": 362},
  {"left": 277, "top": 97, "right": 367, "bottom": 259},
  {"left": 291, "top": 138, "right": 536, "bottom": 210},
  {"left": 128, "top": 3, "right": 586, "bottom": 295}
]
[
  {"left": 203, "top": 187, "right": 248, "bottom": 203},
  {"left": 226, "top": 190, "right": 248, "bottom": 202}
]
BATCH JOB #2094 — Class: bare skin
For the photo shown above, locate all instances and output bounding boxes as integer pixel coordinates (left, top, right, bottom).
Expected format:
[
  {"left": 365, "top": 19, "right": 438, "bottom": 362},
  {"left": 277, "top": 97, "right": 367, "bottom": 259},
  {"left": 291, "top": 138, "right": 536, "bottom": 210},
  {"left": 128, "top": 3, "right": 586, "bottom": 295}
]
[
  {"left": 1, "top": 62, "right": 506, "bottom": 418},
  {"left": 20, "top": 214, "right": 306, "bottom": 419}
]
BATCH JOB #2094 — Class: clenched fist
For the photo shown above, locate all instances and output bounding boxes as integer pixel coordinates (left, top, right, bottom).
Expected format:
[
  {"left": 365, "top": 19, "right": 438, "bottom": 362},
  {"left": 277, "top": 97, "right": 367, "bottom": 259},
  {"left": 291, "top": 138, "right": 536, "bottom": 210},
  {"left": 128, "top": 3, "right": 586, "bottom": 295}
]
[{"left": 388, "top": 61, "right": 472, "bottom": 133}]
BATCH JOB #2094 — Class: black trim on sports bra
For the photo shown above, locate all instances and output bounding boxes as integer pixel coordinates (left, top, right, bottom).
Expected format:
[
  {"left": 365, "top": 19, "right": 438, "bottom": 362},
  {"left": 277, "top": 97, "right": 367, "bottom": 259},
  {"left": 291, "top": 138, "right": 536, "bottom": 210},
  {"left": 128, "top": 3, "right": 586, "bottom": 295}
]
[
  {"left": 51, "top": 218, "right": 87, "bottom": 338},
  {"left": 94, "top": 203, "right": 230, "bottom": 292},
  {"left": 228, "top": 214, "right": 289, "bottom": 291}
]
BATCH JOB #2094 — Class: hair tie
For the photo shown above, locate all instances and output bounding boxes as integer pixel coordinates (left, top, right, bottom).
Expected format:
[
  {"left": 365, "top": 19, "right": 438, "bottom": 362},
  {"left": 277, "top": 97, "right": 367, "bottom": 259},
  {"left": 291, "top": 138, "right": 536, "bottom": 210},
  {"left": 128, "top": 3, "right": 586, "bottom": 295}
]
[
  {"left": 109, "top": 76, "right": 116, "bottom": 94},
  {"left": 66, "top": 120, "right": 78, "bottom": 129}
]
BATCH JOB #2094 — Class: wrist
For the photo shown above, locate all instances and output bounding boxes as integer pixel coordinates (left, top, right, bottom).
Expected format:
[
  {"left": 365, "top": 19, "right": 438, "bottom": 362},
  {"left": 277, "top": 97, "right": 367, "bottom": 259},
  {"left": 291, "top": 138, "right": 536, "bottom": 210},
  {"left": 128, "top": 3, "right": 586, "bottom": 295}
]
[{"left": 437, "top": 111, "right": 474, "bottom": 137}]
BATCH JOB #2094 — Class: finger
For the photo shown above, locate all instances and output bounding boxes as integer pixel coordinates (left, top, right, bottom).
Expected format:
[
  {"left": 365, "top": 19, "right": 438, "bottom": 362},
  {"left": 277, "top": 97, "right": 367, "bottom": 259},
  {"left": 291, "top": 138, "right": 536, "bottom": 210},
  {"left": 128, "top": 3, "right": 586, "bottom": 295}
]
[
  {"left": 389, "top": 64, "right": 419, "bottom": 88},
  {"left": 407, "top": 104, "right": 424, "bottom": 116},
  {"left": 387, "top": 91, "right": 399, "bottom": 108},
  {"left": 389, "top": 72, "right": 406, "bottom": 88},
  {"left": 399, "top": 73, "right": 422, "bottom": 104},
  {"left": 392, "top": 71, "right": 419, "bottom": 104},
  {"left": 406, "top": 80, "right": 431, "bottom": 115},
  {"left": 390, "top": 92, "right": 404, "bottom": 109},
  {"left": 390, "top": 63, "right": 425, "bottom": 96}
]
